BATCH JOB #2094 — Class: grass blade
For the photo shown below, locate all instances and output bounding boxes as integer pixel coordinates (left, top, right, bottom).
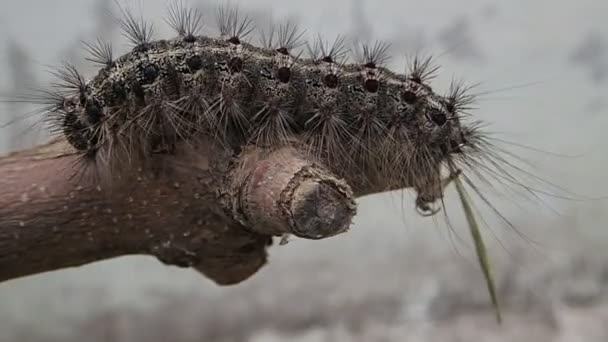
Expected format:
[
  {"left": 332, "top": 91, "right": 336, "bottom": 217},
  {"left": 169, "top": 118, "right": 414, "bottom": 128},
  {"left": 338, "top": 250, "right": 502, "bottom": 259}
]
[{"left": 452, "top": 170, "right": 502, "bottom": 323}]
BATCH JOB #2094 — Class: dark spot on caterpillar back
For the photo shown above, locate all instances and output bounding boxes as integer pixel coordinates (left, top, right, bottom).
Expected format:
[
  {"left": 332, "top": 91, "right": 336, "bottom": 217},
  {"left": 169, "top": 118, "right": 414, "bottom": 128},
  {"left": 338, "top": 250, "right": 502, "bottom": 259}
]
[
  {"left": 277, "top": 67, "right": 291, "bottom": 83},
  {"left": 323, "top": 74, "right": 338, "bottom": 88},
  {"left": 183, "top": 36, "right": 197, "bottom": 43},
  {"left": 430, "top": 111, "right": 447, "bottom": 126},
  {"left": 321, "top": 56, "right": 334, "bottom": 63},
  {"left": 401, "top": 90, "right": 417, "bottom": 104},
  {"left": 186, "top": 55, "right": 203, "bottom": 71},
  {"left": 364, "top": 79, "right": 379, "bottom": 93},
  {"left": 142, "top": 64, "right": 159, "bottom": 84}
]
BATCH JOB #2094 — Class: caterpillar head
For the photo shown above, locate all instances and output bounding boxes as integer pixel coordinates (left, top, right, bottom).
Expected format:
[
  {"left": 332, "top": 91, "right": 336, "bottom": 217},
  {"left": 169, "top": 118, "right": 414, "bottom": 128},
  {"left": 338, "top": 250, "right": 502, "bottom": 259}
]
[{"left": 401, "top": 86, "right": 476, "bottom": 215}]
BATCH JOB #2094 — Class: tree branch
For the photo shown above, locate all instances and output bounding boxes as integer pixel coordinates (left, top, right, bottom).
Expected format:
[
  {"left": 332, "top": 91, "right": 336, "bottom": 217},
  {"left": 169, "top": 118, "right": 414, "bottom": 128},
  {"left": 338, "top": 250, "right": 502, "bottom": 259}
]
[{"left": 0, "top": 139, "right": 357, "bottom": 285}]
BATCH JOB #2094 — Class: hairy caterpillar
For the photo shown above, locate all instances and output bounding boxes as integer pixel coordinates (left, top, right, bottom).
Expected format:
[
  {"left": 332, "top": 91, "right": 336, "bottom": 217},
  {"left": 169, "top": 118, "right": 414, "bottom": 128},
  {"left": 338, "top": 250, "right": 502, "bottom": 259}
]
[
  {"left": 4, "top": 0, "right": 584, "bottom": 322},
  {"left": 29, "top": 2, "right": 477, "bottom": 212}
]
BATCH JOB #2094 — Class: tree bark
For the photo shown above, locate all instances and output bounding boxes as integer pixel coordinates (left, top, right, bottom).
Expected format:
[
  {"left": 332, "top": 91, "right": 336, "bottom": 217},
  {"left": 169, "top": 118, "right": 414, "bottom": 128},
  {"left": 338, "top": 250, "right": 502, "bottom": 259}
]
[{"left": 0, "top": 138, "right": 356, "bottom": 285}]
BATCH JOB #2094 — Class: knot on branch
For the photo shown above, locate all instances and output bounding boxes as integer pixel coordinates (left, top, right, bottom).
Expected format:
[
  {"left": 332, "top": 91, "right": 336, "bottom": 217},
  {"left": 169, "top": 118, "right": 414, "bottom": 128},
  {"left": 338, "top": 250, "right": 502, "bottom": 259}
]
[
  {"left": 279, "top": 165, "right": 356, "bottom": 239},
  {"left": 220, "top": 146, "right": 357, "bottom": 240}
]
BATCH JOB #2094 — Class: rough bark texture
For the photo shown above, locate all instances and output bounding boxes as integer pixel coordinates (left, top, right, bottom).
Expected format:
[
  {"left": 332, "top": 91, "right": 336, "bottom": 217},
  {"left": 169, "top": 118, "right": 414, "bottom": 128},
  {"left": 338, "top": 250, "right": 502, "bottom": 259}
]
[{"left": 0, "top": 138, "right": 358, "bottom": 285}]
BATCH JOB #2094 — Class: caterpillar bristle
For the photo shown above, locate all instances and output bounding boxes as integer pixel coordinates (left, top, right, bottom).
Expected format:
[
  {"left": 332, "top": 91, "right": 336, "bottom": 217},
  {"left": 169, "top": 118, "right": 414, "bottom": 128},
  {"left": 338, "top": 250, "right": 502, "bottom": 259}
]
[
  {"left": 259, "top": 20, "right": 306, "bottom": 53},
  {"left": 275, "top": 21, "right": 306, "bottom": 53},
  {"left": 216, "top": 4, "right": 255, "bottom": 43},
  {"left": 248, "top": 106, "right": 297, "bottom": 148},
  {"left": 165, "top": 0, "right": 204, "bottom": 42},
  {"left": 259, "top": 24, "right": 276, "bottom": 50},
  {"left": 307, "top": 34, "right": 349, "bottom": 64},
  {"left": 208, "top": 91, "right": 251, "bottom": 144},
  {"left": 169, "top": 88, "right": 213, "bottom": 135},
  {"left": 445, "top": 79, "right": 478, "bottom": 115},
  {"left": 49, "top": 63, "right": 87, "bottom": 96},
  {"left": 82, "top": 38, "right": 114, "bottom": 67},
  {"left": 302, "top": 109, "right": 352, "bottom": 169},
  {"left": 407, "top": 55, "right": 440, "bottom": 84},
  {"left": 114, "top": 0, "right": 154, "bottom": 48},
  {"left": 358, "top": 40, "right": 392, "bottom": 69}
]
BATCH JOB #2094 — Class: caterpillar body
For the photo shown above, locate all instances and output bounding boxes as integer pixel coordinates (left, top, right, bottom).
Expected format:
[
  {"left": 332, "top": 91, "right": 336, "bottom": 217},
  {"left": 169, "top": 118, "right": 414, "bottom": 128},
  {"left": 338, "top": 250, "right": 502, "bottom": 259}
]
[{"left": 39, "top": 3, "right": 486, "bottom": 216}]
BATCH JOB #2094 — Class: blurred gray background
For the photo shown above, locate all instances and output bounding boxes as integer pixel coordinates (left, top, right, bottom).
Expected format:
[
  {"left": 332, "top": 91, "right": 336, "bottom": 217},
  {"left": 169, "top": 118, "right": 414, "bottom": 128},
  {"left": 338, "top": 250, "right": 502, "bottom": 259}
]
[{"left": 1, "top": 0, "right": 608, "bottom": 341}]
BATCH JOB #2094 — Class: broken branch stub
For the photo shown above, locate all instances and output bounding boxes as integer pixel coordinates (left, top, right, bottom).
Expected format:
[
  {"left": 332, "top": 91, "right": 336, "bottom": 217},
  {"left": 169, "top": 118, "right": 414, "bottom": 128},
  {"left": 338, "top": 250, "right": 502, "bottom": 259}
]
[{"left": 221, "top": 147, "right": 357, "bottom": 239}]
